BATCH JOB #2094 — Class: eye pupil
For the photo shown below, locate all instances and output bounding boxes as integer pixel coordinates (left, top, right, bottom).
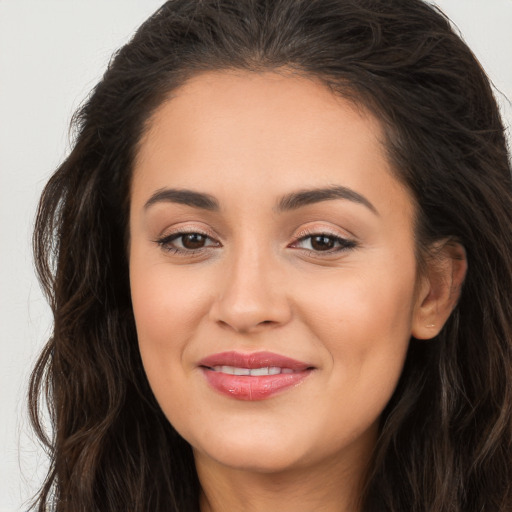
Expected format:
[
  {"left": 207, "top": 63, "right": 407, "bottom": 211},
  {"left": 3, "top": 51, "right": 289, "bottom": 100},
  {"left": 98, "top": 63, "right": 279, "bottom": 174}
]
[
  {"left": 311, "top": 235, "right": 335, "bottom": 251},
  {"left": 182, "top": 233, "right": 206, "bottom": 249}
]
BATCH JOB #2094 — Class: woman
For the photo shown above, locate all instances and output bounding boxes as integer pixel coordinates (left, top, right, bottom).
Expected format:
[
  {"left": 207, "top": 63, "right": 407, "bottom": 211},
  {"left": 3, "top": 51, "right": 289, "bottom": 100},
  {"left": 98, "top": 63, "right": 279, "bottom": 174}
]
[{"left": 30, "top": 0, "right": 512, "bottom": 510}]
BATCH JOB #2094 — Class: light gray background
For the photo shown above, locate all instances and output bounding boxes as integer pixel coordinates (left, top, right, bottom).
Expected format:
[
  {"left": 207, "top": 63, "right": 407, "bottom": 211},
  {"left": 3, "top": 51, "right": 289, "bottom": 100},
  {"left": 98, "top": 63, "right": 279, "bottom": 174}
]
[{"left": 1, "top": 1, "right": 511, "bottom": 510}]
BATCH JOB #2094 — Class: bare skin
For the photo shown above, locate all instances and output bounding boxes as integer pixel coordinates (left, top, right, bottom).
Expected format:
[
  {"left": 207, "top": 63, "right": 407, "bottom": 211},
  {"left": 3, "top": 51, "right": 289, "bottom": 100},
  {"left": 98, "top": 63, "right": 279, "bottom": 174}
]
[
  {"left": 196, "top": 430, "right": 374, "bottom": 512},
  {"left": 129, "top": 70, "right": 467, "bottom": 512}
]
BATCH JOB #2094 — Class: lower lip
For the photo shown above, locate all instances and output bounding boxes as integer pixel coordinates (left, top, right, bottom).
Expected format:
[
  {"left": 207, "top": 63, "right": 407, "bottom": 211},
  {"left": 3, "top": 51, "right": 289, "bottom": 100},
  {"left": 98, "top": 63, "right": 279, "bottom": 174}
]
[{"left": 202, "top": 368, "right": 312, "bottom": 400}]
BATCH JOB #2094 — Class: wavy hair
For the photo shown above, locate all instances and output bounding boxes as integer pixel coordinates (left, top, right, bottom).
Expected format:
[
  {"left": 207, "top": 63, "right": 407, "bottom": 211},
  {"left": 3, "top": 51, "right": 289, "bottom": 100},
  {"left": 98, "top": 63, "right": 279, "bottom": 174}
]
[{"left": 30, "top": 0, "right": 512, "bottom": 510}]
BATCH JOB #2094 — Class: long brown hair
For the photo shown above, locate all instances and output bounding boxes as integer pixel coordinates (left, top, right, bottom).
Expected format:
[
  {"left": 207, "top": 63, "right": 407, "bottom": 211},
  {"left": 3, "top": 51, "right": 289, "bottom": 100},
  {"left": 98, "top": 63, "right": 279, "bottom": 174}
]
[{"left": 30, "top": 1, "right": 512, "bottom": 510}]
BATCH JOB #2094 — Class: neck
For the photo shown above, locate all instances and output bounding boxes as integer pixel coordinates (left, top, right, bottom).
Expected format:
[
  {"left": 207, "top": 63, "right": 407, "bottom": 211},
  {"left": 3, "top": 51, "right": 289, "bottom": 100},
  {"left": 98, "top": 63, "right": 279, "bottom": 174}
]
[{"left": 195, "top": 445, "right": 372, "bottom": 512}]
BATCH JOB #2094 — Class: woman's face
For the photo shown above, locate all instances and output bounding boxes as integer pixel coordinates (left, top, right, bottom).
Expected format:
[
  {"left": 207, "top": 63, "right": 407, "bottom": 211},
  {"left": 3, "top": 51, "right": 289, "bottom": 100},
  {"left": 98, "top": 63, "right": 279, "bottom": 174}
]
[{"left": 129, "top": 71, "right": 424, "bottom": 475}]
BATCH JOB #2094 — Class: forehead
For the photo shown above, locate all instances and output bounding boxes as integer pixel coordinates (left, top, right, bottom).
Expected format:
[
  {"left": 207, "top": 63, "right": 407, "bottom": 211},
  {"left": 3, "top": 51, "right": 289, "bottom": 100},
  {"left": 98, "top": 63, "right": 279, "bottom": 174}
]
[
  {"left": 132, "top": 70, "right": 412, "bottom": 220},
  {"left": 137, "top": 70, "right": 383, "bottom": 159}
]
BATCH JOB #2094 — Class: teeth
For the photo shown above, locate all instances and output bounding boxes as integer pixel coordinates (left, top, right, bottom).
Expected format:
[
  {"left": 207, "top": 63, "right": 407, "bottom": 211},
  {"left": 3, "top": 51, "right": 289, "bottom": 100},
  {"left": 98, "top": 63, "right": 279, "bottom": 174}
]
[
  {"left": 233, "top": 367, "right": 250, "bottom": 376},
  {"left": 212, "top": 365, "right": 294, "bottom": 376},
  {"left": 250, "top": 367, "right": 268, "bottom": 376}
]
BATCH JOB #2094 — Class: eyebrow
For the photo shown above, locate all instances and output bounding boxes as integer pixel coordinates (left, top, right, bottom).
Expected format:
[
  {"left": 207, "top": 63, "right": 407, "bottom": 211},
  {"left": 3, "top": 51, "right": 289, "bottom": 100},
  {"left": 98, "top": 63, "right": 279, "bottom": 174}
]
[
  {"left": 143, "top": 185, "right": 378, "bottom": 215},
  {"left": 276, "top": 185, "right": 378, "bottom": 215},
  {"left": 144, "top": 188, "right": 220, "bottom": 211}
]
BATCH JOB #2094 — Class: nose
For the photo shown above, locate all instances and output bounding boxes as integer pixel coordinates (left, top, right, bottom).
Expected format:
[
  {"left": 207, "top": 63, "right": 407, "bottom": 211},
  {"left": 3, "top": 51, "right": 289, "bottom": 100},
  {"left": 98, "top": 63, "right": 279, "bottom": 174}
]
[{"left": 209, "top": 244, "right": 293, "bottom": 334}]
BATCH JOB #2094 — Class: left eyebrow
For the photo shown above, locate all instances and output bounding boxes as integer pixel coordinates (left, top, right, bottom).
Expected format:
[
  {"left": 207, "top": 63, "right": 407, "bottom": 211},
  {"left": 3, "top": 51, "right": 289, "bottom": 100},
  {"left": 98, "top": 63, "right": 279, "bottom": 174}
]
[{"left": 276, "top": 185, "right": 379, "bottom": 215}]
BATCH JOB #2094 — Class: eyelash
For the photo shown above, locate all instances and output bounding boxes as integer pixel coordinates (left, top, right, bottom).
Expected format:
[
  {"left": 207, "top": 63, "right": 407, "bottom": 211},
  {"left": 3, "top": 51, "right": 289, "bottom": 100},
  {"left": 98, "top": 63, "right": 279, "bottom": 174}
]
[
  {"left": 290, "top": 230, "right": 358, "bottom": 255},
  {"left": 155, "top": 230, "right": 220, "bottom": 255},
  {"left": 155, "top": 229, "right": 357, "bottom": 256}
]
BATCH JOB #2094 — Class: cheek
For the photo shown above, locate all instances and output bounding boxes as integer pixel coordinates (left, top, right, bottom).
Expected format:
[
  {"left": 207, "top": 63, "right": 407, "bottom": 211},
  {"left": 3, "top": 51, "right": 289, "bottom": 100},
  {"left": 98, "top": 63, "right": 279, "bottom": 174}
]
[
  {"left": 295, "top": 259, "right": 417, "bottom": 414},
  {"left": 129, "top": 257, "right": 213, "bottom": 395},
  {"left": 131, "top": 257, "right": 212, "bottom": 334},
  {"left": 300, "top": 262, "right": 417, "bottom": 340},
  {"left": 129, "top": 263, "right": 217, "bottom": 437}
]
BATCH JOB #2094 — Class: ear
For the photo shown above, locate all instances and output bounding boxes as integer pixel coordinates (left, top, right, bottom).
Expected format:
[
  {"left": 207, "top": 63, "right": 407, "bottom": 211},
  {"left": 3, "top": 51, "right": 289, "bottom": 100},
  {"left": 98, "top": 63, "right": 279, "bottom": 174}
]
[{"left": 411, "top": 241, "right": 467, "bottom": 340}]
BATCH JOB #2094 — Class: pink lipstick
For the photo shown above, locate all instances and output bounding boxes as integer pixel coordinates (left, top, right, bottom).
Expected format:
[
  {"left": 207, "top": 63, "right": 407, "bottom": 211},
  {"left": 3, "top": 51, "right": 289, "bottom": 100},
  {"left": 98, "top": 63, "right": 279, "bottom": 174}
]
[{"left": 198, "top": 351, "right": 313, "bottom": 400}]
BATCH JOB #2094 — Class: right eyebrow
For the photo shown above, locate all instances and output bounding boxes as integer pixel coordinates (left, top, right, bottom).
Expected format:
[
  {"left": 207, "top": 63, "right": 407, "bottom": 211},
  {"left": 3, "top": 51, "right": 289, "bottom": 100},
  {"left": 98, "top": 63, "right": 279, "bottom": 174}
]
[{"left": 143, "top": 188, "right": 220, "bottom": 211}]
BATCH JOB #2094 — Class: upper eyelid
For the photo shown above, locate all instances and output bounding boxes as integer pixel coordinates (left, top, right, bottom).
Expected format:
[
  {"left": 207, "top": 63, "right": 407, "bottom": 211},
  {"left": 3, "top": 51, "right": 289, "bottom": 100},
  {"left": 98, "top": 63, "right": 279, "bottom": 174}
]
[
  {"left": 157, "top": 224, "right": 219, "bottom": 240},
  {"left": 153, "top": 222, "right": 357, "bottom": 245},
  {"left": 157, "top": 228, "right": 352, "bottom": 242},
  {"left": 290, "top": 233, "right": 356, "bottom": 248},
  {"left": 293, "top": 225, "right": 356, "bottom": 242}
]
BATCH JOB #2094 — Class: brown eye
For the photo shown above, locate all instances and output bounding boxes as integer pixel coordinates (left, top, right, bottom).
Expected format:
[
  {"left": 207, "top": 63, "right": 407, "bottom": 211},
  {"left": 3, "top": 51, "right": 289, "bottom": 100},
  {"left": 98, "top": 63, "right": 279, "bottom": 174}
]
[
  {"left": 310, "top": 235, "right": 336, "bottom": 251},
  {"left": 291, "top": 233, "right": 357, "bottom": 254},
  {"left": 181, "top": 233, "right": 208, "bottom": 249},
  {"left": 156, "top": 231, "right": 220, "bottom": 253}
]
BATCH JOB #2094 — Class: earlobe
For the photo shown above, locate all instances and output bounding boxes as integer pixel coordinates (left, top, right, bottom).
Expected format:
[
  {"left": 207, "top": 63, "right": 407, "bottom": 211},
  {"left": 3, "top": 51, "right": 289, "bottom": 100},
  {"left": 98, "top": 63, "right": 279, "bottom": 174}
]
[{"left": 411, "top": 241, "right": 467, "bottom": 340}]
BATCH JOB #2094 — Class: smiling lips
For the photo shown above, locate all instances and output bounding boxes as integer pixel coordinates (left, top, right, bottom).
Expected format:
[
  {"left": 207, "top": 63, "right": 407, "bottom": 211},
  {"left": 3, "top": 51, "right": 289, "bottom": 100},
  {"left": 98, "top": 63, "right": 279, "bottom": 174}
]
[{"left": 199, "top": 351, "right": 314, "bottom": 400}]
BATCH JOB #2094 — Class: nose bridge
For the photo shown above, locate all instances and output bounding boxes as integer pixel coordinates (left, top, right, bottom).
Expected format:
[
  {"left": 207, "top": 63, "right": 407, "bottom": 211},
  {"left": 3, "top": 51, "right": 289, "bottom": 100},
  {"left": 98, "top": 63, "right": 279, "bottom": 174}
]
[{"left": 210, "top": 236, "right": 291, "bottom": 332}]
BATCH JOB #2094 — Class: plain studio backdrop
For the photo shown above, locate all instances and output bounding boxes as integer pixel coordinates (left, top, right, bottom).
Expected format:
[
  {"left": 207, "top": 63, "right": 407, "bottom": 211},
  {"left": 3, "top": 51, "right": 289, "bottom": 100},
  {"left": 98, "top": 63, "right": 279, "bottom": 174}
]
[{"left": 0, "top": 1, "right": 511, "bottom": 511}]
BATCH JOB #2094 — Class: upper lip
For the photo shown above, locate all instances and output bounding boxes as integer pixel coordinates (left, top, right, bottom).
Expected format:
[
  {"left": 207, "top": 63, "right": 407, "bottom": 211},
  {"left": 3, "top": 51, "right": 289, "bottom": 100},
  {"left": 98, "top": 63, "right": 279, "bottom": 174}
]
[{"left": 198, "top": 351, "right": 313, "bottom": 371}]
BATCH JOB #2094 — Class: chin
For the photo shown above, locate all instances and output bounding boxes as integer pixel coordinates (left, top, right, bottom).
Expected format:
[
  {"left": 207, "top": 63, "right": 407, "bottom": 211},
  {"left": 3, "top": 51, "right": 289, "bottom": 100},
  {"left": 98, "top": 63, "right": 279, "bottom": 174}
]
[
  {"left": 186, "top": 422, "right": 314, "bottom": 474},
  {"left": 196, "top": 440, "right": 306, "bottom": 474}
]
